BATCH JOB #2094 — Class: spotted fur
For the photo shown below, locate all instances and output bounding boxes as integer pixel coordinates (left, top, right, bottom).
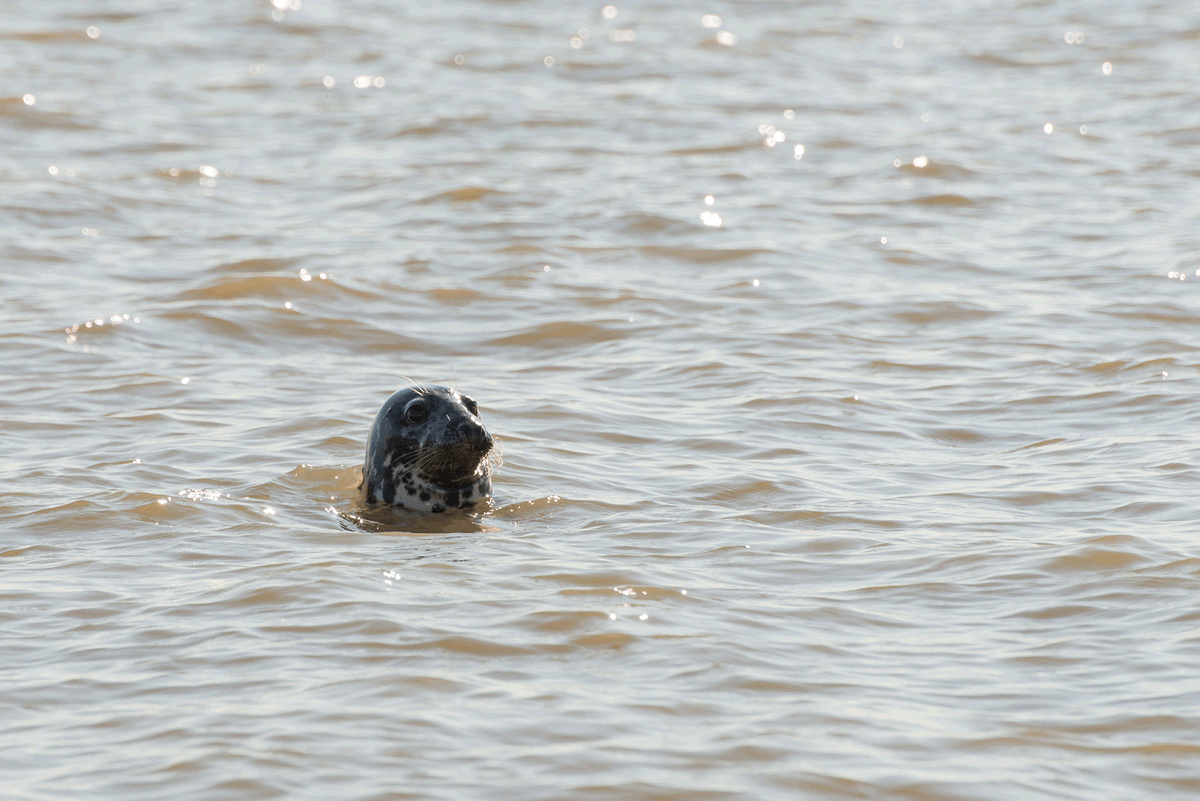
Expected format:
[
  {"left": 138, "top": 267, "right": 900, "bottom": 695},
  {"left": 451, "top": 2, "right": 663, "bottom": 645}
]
[{"left": 361, "top": 385, "right": 495, "bottom": 513}]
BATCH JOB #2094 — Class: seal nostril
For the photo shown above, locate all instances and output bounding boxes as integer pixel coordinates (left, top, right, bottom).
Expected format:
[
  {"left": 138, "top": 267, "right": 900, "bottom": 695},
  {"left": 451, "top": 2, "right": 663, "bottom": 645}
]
[{"left": 453, "top": 417, "right": 490, "bottom": 447}]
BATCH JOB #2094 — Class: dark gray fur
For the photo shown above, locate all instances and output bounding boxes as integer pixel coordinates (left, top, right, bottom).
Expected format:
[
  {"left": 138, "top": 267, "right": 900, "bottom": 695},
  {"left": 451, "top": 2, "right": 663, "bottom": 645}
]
[{"left": 361, "top": 385, "right": 494, "bottom": 513}]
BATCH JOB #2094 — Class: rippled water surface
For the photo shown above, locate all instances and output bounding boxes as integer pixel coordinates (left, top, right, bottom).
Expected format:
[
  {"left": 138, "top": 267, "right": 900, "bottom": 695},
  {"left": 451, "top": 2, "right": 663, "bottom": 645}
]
[{"left": 4, "top": 1, "right": 1200, "bottom": 799}]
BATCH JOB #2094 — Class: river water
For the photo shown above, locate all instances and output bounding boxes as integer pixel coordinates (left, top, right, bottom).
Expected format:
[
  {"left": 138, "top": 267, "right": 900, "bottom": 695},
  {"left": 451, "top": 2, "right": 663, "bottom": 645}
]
[{"left": 4, "top": 1, "right": 1200, "bottom": 799}]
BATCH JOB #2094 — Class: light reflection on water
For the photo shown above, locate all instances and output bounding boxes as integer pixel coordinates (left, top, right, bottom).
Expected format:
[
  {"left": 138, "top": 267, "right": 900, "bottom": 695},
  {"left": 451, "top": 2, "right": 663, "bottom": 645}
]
[{"left": 3, "top": 0, "right": 1200, "bottom": 799}]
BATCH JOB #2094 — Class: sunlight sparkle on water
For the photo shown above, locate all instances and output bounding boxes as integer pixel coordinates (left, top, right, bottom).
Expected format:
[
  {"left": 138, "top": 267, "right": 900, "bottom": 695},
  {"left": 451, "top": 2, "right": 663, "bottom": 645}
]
[
  {"left": 794, "top": 144, "right": 804, "bottom": 159},
  {"left": 1102, "top": 61, "right": 1113, "bottom": 75},
  {"left": 86, "top": 26, "right": 100, "bottom": 39},
  {"left": 717, "top": 31, "right": 737, "bottom": 46},
  {"left": 758, "top": 123, "right": 786, "bottom": 147},
  {"left": 913, "top": 155, "right": 928, "bottom": 168},
  {"left": 180, "top": 489, "right": 223, "bottom": 502},
  {"left": 894, "top": 37, "right": 903, "bottom": 48},
  {"left": 700, "top": 211, "right": 722, "bottom": 227},
  {"left": 602, "top": 5, "right": 617, "bottom": 20},
  {"left": 701, "top": 15, "right": 721, "bottom": 29},
  {"left": 1080, "top": 125, "right": 1088, "bottom": 135},
  {"left": 323, "top": 76, "right": 335, "bottom": 88},
  {"left": 704, "top": 195, "right": 714, "bottom": 205},
  {"left": 23, "top": 94, "right": 36, "bottom": 105},
  {"left": 784, "top": 109, "right": 794, "bottom": 120},
  {"left": 1044, "top": 123, "right": 1053, "bottom": 134}
]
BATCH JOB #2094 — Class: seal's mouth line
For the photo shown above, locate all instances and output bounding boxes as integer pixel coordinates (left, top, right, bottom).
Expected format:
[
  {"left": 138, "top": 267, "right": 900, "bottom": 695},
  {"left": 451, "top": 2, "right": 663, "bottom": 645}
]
[
  {"left": 424, "top": 478, "right": 487, "bottom": 494},
  {"left": 419, "top": 460, "right": 490, "bottom": 487}
]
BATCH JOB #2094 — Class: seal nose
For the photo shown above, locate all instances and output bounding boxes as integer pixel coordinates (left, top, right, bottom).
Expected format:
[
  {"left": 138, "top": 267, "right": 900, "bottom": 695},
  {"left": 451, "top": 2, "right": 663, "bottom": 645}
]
[{"left": 455, "top": 417, "right": 493, "bottom": 452}]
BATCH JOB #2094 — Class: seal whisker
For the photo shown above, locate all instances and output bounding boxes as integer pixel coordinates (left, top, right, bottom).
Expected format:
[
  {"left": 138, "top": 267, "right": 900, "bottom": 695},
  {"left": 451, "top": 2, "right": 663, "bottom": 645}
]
[
  {"left": 487, "top": 436, "right": 504, "bottom": 470},
  {"left": 396, "top": 447, "right": 441, "bottom": 474}
]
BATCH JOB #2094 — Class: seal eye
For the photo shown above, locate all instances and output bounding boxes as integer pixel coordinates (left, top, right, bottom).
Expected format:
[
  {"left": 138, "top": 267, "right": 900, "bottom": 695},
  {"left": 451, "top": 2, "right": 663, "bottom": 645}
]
[
  {"left": 461, "top": 395, "right": 479, "bottom": 416},
  {"left": 404, "top": 402, "right": 428, "bottom": 426}
]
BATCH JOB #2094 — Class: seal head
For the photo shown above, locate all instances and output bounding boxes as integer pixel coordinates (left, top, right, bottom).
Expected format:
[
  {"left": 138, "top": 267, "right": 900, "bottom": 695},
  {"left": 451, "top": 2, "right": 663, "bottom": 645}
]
[{"left": 361, "top": 385, "right": 495, "bottom": 513}]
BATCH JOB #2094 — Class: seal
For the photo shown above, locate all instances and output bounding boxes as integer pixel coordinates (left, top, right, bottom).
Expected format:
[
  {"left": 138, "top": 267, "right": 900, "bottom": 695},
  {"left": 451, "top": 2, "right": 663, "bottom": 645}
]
[{"left": 361, "top": 385, "right": 496, "bottom": 513}]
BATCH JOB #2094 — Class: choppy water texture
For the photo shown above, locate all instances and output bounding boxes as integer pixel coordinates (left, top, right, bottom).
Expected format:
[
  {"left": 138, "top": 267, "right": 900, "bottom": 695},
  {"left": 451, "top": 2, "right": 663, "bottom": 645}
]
[{"left": 4, "top": 1, "right": 1200, "bottom": 799}]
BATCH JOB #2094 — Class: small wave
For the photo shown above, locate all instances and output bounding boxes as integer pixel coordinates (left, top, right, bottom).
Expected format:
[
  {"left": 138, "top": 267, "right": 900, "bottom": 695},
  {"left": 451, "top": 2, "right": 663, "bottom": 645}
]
[
  {"left": 417, "top": 186, "right": 505, "bottom": 204},
  {"left": 669, "top": 141, "right": 759, "bottom": 155},
  {"left": 890, "top": 302, "right": 997, "bottom": 325},
  {"left": 909, "top": 193, "right": 977, "bottom": 207},
  {"left": 0, "top": 29, "right": 90, "bottom": 43},
  {"left": 639, "top": 245, "right": 776, "bottom": 264},
  {"left": 486, "top": 320, "right": 625, "bottom": 347},
  {"left": 0, "top": 96, "right": 91, "bottom": 130}
]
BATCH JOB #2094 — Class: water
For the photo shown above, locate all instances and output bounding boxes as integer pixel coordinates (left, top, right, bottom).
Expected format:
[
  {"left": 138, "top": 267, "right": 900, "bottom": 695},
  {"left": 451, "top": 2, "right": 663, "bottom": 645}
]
[{"left": 4, "top": 1, "right": 1200, "bottom": 799}]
